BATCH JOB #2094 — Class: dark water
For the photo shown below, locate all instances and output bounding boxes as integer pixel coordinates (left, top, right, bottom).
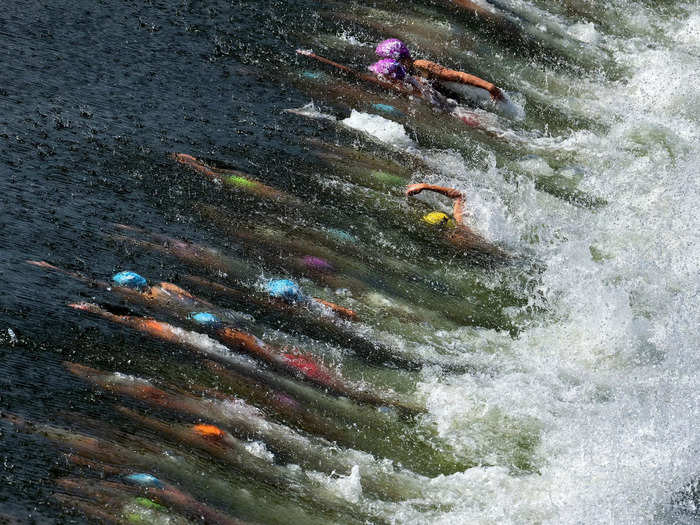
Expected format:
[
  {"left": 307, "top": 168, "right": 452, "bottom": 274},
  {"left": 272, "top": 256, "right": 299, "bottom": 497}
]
[
  {"left": 1, "top": 1, "right": 315, "bottom": 520},
  {"left": 2, "top": 0, "right": 698, "bottom": 523}
]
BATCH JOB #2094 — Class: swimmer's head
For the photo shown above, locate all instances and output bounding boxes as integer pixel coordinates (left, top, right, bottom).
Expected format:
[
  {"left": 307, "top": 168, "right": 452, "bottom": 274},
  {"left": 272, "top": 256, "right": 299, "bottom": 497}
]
[
  {"left": 273, "top": 392, "right": 301, "bottom": 410},
  {"left": 376, "top": 39, "right": 412, "bottom": 61},
  {"left": 123, "top": 473, "right": 164, "bottom": 488},
  {"left": 371, "top": 103, "right": 405, "bottom": 118},
  {"left": 302, "top": 255, "right": 334, "bottom": 272},
  {"left": 227, "top": 175, "right": 256, "bottom": 188},
  {"left": 368, "top": 59, "right": 406, "bottom": 81},
  {"left": 112, "top": 271, "right": 148, "bottom": 290},
  {"left": 327, "top": 228, "right": 356, "bottom": 244},
  {"left": 193, "top": 423, "right": 225, "bottom": 440},
  {"left": 423, "top": 211, "right": 455, "bottom": 228},
  {"left": 133, "top": 497, "right": 167, "bottom": 512},
  {"left": 188, "top": 312, "right": 222, "bottom": 328},
  {"left": 266, "top": 279, "right": 306, "bottom": 303},
  {"left": 301, "top": 71, "right": 323, "bottom": 80}
]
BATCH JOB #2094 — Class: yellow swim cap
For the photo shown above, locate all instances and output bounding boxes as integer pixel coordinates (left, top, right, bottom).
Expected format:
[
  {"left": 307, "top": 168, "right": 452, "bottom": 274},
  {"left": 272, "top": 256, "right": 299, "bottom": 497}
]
[{"left": 422, "top": 211, "right": 453, "bottom": 227}]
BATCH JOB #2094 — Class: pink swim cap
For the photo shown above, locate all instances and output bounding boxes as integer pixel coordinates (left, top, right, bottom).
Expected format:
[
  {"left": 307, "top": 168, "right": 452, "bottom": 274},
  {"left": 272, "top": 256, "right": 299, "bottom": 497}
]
[
  {"left": 375, "top": 39, "right": 411, "bottom": 60},
  {"left": 368, "top": 59, "right": 406, "bottom": 80}
]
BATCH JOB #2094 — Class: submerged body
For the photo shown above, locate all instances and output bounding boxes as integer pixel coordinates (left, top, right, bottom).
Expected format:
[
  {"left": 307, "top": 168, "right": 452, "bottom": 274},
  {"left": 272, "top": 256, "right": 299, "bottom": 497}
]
[
  {"left": 406, "top": 183, "right": 507, "bottom": 257},
  {"left": 68, "top": 302, "right": 414, "bottom": 412},
  {"left": 298, "top": 49, "right": 486, "bottom": 129},
  {"left": 375, "top": 38, "right": 505, "bottom": 102}
]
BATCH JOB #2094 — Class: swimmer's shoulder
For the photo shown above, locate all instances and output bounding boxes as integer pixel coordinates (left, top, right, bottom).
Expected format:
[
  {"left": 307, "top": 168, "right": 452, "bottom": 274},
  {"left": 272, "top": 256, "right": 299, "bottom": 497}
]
[{"left": 413, "top": 59, "right": 446, "bottom": 76}]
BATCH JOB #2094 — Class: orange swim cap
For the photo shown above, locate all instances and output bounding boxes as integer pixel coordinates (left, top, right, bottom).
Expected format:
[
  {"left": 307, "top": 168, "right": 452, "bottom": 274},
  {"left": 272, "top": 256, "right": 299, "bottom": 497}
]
[{"left": 193, "top": 423, "right": 225, "bottom": 440}]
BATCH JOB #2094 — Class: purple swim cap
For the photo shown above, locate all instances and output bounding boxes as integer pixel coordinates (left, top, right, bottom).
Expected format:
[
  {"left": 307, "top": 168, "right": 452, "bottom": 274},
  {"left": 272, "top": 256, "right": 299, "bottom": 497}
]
[
  {"left": 368, "top": 59, "right": 406, "bottom": 80},
  {"left": 302, "top": 255, "right": 334, "bottom": 272},
  {"left": 375, "top": 39, "right": 411, "bottom": 60}
]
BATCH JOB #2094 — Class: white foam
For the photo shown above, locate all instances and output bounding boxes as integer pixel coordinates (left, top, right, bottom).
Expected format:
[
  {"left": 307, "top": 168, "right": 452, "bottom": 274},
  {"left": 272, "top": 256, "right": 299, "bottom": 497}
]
[
  {"left": 674, "top": 12, "right": 700, "bottom": 48},
  {"left": 341, "top": 110, "right": 415, "bottom": 149},
  {"left": 244, "top": 441, "right": 275, "bottom": 462},
  {"left": 568, "top": 21, "right": 600, "bottom": 44},
  {"left": 169, "top": 325, "right": 259, "bottom": 368},
  {"left": 109, "top": 372, "right": 153, "bottom": 387},
  {"left": 386, "top": 4, "right": 700, "bottom": 524},
  {"left": 284, "top": 102, "right": 336, "bottom": 121},
  {"left": 336, "top": 31, "right": 371, "bottom": 47},
  {"left": 312, "top": 465, "right": 364, "bottom": 504}
]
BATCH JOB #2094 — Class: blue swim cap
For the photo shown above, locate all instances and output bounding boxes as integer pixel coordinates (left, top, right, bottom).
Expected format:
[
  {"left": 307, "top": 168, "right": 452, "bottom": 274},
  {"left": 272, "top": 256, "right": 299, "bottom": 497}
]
[
  {"left": 124, "top": 473, "right": 164, "bottom": 488},
  {"left": 112, "top": 271, "right": 148, "bottom": 290},
  {"left": 302, "top": 71, "right": 323, "bottom": 79},
  {"left": 371, "top": 103, "right": 404, "bottom": 117},
  {"left": 327, "top": 228, "right": 356, "bottom": 243},
  {"left": 267, "top": 279, "right": 305, "bottom": 302},
  {"left": 188, "top": 312, "right": 222, "bottom": 327}
]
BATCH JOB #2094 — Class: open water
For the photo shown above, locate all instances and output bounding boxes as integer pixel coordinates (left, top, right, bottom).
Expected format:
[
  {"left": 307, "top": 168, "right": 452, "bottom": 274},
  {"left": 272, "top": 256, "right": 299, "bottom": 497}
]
[{"left": 1, "top": 0, "right": 698, "bottom": 523}]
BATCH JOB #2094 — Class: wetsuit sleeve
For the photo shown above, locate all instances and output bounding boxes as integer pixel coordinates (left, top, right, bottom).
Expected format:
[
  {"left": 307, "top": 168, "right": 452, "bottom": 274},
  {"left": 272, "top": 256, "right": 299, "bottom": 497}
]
[{"left": 413, "top": 59, "right": 498, "bottom": 94}]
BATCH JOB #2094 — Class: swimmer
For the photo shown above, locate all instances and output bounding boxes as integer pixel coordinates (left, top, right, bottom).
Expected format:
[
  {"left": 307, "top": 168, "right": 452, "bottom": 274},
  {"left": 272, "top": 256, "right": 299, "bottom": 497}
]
[
  {"left": 375, "top": 38, "right": 505, "bottom": 102},
  {"left": 297, "top": 49, "right": 473, "bottom": 119},
  {"left": 69, "top": 303, "right": 409, "bottom": 410},
  {"left": 406, "top": 183, "right": 507, "bottom": 257},
  {"left": 265, "top": 278, "right": 356, "bottom": 320},
  {"left": 405, "top": 183, "right": 467, "bottom": 225},
  {"left": 184, "top": 275, "right": 428, "bottom": 372},
  {"left": 27, "top": 261, "right": 220, "bottom": 317},
  {"left": 368, "top": 57, "right": 455, "bottom": 111},
  {"left": 55, "top": 478, "right": 197, "bottom": 525},
  {"left": 3, "top": 412, "right": 279, "bottom": 524},
  {"left": 172, "top": 153, "right": 292, "bottom": 202},
  {"left": 117, "top": 406, "right": 318, "bottom": 493},
  {"left": 183, "top": 307, "right": 400, "bottom": 407}
]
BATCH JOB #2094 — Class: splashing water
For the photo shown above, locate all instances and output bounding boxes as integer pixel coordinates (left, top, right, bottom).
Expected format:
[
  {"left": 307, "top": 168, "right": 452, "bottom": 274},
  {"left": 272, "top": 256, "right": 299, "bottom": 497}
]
[
  {"left": 393, "top": 5, "right": 700, "bottom": 524},
  {"left": 3, "top": 0, "right": 699, "bottom": 523}
]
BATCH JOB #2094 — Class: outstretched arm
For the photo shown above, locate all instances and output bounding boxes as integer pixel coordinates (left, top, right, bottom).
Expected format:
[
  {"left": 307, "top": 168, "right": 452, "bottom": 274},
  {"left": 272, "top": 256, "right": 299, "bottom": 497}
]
[
  {"left": 406, "top": 183, "right": 467, "bottom": 225},
  {"left": 413, "top": 60, "right": 504, "bottom": 101},
  {"left": 171, "top": 153, "right": 221, "bottom": 178},
  {"left": 312, "top": 298, "right": 358, "bottom": 321},
  {"left": 405, "top": 75, "right": 456, "bottom": 112}
]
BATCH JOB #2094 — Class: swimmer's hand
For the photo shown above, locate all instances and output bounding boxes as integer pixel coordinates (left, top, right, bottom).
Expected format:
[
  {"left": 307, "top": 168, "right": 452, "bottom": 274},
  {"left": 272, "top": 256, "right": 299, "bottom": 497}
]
[
  {"left": 405, "top": 183, "right": 427, "bottom": 197},
  {"left": 490, "top": 86, "right": 505, "bottom": 102}
]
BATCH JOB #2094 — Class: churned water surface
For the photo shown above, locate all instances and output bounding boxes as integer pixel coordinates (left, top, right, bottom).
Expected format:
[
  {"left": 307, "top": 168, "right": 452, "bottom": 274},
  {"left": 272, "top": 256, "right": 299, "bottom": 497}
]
[{"left": 1, "top": 0, "right": 698, "bottom": 523}]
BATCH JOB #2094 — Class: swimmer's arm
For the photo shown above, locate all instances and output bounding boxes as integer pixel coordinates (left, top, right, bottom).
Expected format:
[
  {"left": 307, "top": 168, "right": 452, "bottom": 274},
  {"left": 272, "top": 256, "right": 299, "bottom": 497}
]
[
  {"left": 413, "top": 60, "right": 504, "bottom": 101},
  {"left": 313, "top": 298, "right": 357, "bottom": 321},
  {"left": 172, "top": 153, "right": 245, "bottom": 179},
  {"left": 449, "top": 72, "right": 504, "bottom": 101},
  {"left": 406, "top": 183, "right": 467, "bottom": 225},
  {"left": 219, "top": 327, "right": 269, "bottom": 356},
  {"left": 171, "top": 153, "right": 220, "bottom": 178},
  {"left": 406, "top": 183, "right": 462, "bottom": 199},
  {"left": 452, "top": 195, "right": 467, "bottom": 226}
]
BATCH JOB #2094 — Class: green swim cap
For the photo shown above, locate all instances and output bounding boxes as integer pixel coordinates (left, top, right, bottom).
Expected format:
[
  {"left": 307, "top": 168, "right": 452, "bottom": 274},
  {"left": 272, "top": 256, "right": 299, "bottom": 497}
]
[
  {"left": 423, "top": 211, "right": 453, "bottom": 227},
  {"left": 227, "top": 175, "right": 256, "bottom": 188},
  {"left": 134, "top": 497, "right": 167, "bottom": 511}
]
